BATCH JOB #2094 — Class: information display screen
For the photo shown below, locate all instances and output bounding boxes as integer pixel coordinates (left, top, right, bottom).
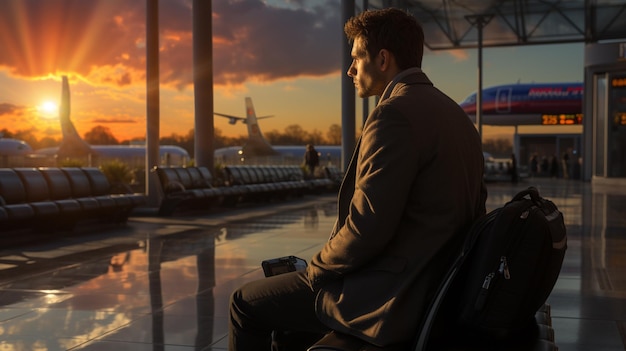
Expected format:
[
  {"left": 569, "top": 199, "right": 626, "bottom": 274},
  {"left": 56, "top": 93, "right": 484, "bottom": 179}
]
[
  {"left": 541, "top": 114, "right": 583, "bottom": 125},
  {"left": 611, "top": 76, "right": 626, "bottom": 126},
  {"left": 614, "top": 112, "right": 626, "bottom": 126}
]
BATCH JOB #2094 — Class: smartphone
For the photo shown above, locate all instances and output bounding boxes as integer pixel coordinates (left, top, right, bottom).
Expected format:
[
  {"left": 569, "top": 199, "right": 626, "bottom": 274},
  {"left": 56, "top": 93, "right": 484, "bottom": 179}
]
[{"left": 261, "top": 256, "right": 307, "bottom": 277}]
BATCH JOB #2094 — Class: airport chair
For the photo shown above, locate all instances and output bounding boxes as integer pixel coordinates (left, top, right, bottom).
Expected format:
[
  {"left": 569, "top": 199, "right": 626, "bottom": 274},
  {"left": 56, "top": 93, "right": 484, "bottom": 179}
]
[
  {"left": 324, "top": 166, "right": 344, "bottom": 190},
  {"left": 174, "top": 167, "right": 194, "bottom": 189},
  {"left": 82, "top": 167, "right": 130, "bottom": 210},
  {"left": 84, "top": 167, "right": 145, "bottom": 207},
  {"left": 185, "top": 167, "right": 224, "bottom": 202},
  {"left": 0, "top": 168, "right": 36, "bottom": 228},
  {"left": 37, "top": 167, "right": 84, "bottom": 227},
  {"left": 227, "top": 166, "right": 264, "bottom": 201},
  {"left": 276, "top": 166, "right": 297, "bottom": 194},
  {"left": 60, "top": 168, "right": 102, "bottom": 214},
  {"left": 253, "top": 166, "right": 282, "bottom": 198},
  {"left": 186, "top": 167, "right": 208, "bottom": 188},
  {"left": 154, "top": 167, "right": 196, "bottom": 215},
  {"left": 260, "top": 166, "right": 288, "bottom": 199},
  {"left": 245, "top": 165, "right": 260, "bottom": 183},
  {"left": 225, "top": 166, "right": 244, "bottom": 186},
  {"left": 239, "top": 166, "right": 274, "bottom": 201},
  {"left": 171, "top": 167, "right": 215, "bottom": 200},
  {"left": 195, "top": 167, "right": 215, "bottom": 186},
  {"left": 13, "top": 168, "right": 63, "bottom": 220},
  {"left": 261, "top": 166, "right": 289, "bottom": 196},
  {"left": 81, "top": 167, "right": 144, "bottom": 221}
]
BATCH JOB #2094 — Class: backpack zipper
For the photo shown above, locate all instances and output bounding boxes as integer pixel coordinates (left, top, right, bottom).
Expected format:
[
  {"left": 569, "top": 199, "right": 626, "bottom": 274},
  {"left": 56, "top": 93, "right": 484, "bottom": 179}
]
[{"left": 474, "top": 256, "right": 511, "bottom": 311}]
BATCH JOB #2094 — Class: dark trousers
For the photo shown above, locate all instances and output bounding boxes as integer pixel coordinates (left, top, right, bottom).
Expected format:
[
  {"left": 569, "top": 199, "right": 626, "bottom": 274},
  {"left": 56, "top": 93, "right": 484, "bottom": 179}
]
[{"left": 229, "top": 270, "right": 329, "bottom": 351}]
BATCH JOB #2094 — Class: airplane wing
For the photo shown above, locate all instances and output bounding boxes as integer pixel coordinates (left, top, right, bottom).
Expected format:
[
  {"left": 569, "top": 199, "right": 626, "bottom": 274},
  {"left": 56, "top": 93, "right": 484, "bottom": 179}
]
[{"left": 214, "top": 112, "right": 273, "bottom": 125}]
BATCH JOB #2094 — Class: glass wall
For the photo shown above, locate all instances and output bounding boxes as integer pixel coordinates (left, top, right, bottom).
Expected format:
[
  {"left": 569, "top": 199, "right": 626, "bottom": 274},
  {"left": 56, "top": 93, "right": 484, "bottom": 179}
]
[
  {"left": 607, "top": 74, "right": 626, "bottom": 177},
  {"left": 585, "top": 43, "right": 626, "bottom": 182}
]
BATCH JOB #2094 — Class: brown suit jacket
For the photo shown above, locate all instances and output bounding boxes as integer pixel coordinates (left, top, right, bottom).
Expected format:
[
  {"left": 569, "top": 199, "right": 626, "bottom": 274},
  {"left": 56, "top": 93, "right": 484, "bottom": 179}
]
[{"left": 307, "top": 71, "right": 487, "bottom": 346}]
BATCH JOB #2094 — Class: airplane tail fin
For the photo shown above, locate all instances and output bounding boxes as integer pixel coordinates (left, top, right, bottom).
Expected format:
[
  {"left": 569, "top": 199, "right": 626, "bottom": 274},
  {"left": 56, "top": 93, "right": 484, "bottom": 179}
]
[
  {"left": 242, "top": 97, "right": 278, "bottom": 156},
  {"left": 57, "top": 76, "right": 93, "bottom": 158}
]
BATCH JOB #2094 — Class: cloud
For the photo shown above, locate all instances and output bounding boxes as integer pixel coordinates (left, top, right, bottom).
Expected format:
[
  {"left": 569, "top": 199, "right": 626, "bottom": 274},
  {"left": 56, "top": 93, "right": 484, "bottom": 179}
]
[
  {"left": 0, "top": 103, "right": 24, "bottom": 116},
  {"left": 0, "top": 0, "right": 342, "bottom": 89},
  {"left": 447, "top": 49, "right": 469, "bottom": 61},
  {"left": 91, "top": 118, "right": 136, "bottom": 124}
]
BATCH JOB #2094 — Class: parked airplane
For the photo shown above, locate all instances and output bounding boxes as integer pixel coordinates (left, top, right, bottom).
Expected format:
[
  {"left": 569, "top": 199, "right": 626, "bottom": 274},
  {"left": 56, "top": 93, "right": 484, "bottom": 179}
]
[
  {"left": 459, "top": 82, "right": 583, "bottom": 125},
  {"left": 0, "top": 134, "right": 33, "bottom": 155},
  {"left": 0, "top": 134, "right": 34, "bottom": 167},
  {"left": 35, "top": 76, "right": 190, "bottom": 168},
  {"left": 214, "top": 97, "right": 342, "bottom": 166}
]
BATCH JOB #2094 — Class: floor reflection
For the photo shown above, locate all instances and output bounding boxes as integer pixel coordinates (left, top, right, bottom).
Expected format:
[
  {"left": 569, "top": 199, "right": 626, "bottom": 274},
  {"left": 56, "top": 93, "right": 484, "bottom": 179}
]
[
  {"left": 0, "top": 182, "right": 624, "bottom": 350},
  {"left": 0, "top": 201, "right": 336, "bottom": 350}
]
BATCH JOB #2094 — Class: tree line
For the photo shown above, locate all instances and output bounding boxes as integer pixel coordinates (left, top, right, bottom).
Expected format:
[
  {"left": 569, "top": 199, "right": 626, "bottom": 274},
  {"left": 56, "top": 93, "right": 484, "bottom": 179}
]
[
  {"left": 2, "top": 124, "right": 512, "bottom": 158},
  {"left": 1, "top": 123, "right": 344, "bottom": 158}
]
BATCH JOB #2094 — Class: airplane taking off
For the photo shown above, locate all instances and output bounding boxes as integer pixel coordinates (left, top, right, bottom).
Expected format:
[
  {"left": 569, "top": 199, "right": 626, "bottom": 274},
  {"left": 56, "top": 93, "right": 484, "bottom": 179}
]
[
  {"left": 214, "top": 97, "right": 342, "bottom": 166},
  {"left": 459, "top": 82, "right": 583, "bottom": 126},
  {"left": 214, "top": 98, "right": 279, "bottom": 157},
  {"left": 35, "top": 76, "right": 190, "bottom": 167}
]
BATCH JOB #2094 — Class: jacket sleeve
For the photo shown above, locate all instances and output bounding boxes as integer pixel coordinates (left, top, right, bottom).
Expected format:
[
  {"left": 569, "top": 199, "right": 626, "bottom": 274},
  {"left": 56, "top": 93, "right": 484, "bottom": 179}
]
[{"left": 308, "top": 104, "right": 423, "bottom": 290}]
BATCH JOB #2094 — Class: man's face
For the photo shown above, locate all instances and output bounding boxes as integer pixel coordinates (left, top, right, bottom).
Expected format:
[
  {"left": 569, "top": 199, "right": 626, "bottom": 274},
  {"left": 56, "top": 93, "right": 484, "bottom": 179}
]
[{"left": 347, "top": 37, "right": 385, "bottom": 98}]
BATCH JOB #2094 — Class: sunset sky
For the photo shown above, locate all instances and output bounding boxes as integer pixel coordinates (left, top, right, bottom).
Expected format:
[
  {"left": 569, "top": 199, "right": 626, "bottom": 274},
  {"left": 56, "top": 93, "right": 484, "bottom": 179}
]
[{"left": 0, "top": 0, "right": 583, "bottom": 145}]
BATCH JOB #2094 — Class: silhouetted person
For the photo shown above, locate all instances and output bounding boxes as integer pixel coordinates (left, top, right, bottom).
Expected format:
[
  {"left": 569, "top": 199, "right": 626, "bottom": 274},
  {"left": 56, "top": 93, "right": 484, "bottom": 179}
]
[
  {"left": 562, "top": 153, "right": 570, "bottom": 179},
  {"left": 550, "top": 155, "right": 559, "bottom": 178},
  {"left": 510, "top": 153, "right": 518, "bottom": 183},
  {"left": 540, "top": 156, "right": 549, "bottom": 176},
  {"left": 304, "top": 144, "right": 320, "bottom": 178},
  {"left": 530, "top": 154, "right": 539, "bottom": 178}
]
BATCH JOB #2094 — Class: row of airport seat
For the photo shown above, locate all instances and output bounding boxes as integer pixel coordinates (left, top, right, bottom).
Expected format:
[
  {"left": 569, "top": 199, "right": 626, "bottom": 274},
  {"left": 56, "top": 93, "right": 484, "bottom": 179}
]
[
  {"left": 224, "top": 165, "right": 335, "bottom": 195},
  {"left": 153, "top": 165, "right": 342, "bottom": 216},
  {"left": 0, "top": 167, "right": 146, "bottom": 233},
  {"left": 324, "top": 164, "right": 344, "bottom": 184}
]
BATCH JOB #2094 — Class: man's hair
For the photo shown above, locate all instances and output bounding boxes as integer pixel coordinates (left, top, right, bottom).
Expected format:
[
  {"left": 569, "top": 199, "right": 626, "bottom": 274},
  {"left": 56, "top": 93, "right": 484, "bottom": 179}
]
[{"left": 344, "top": 8, "right": 424, "bottom": 69}]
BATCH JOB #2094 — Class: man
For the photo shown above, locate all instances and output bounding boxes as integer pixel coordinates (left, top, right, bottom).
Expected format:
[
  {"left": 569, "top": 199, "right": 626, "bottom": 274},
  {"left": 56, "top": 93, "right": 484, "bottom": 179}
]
[
  {"left": 229, "top": 8, "right": 486, "bottom": 350},
  {"left": 304, "top": 144, "right": 320, "bottom": 177}
]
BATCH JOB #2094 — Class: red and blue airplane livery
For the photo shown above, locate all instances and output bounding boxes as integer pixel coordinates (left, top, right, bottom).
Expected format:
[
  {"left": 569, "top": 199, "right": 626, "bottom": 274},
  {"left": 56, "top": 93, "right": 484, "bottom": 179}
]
[{"left": 459, "top": 82, "right": 583, "bottom": 126}]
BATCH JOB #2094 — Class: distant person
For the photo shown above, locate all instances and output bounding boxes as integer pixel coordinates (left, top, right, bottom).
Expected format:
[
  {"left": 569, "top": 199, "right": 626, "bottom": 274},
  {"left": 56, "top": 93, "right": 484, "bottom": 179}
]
[
  {"left": 562, "top": 152, "right": 570, "bottom": 179},
  {"left": 550, "top": 155, "right": 559, "bottom": 178},
  {"left": 304, "top": 144, "right": 320, "bottom": 177},
  {"left": 509, "top": 153, "right": 519, "bottom": 183},
  {"left": 540, "top": 156, "right": 549, "bottom": 176},
  {"left": 530, "top": 154, "right": 539, "bottom": 177},
  {"left": 229, "top": 8, "right": 487, "bottom": 350}
]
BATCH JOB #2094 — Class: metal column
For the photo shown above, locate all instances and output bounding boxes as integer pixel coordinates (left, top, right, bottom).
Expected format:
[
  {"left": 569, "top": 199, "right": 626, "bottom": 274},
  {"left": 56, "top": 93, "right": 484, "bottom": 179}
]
[
  {"left": 193, "top": 0, "right": 214, "bottom": 170},
  {"left": 146, "top": 0, "right": 160, "bottom": 207},
  {"left": 341, "top": 0, "right": 356, "bottom": 170}
]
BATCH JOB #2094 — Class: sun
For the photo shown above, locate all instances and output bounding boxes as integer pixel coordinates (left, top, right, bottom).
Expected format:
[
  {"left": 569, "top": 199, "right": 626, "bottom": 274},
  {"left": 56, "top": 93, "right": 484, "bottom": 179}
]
[{"left": 37, "top": 101, "right": 58, "bottom": 118}]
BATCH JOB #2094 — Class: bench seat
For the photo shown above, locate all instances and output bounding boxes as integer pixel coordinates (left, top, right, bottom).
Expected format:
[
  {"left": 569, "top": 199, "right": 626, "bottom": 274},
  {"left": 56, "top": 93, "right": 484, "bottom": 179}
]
[
  {"left": 154, "top": 166, "right": 226, "bottom": 216},
  {"left": 0, "top": 167, "right": 146, "bottom": 233},
  {"left": 153, "top": 164, "right": 339, "bottom": 216}
]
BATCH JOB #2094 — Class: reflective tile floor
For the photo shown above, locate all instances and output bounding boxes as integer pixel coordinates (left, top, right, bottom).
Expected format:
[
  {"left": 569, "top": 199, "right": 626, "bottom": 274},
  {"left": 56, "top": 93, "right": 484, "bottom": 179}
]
[{"left": 0, "top": 179, "right": 624, "bottom": 350}]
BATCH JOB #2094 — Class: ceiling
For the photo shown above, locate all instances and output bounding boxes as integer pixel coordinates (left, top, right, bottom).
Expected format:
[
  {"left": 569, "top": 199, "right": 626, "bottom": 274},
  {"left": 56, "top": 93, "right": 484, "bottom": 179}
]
[{"left": 365, "top": 0, "right": 626, "bottom": 50}]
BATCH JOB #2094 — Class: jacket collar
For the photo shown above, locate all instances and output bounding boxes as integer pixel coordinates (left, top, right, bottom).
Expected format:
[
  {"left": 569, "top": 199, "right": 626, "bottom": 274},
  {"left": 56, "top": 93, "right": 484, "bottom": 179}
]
[{"left": 378, "top": 67, "right": 423, "bottom": 104}]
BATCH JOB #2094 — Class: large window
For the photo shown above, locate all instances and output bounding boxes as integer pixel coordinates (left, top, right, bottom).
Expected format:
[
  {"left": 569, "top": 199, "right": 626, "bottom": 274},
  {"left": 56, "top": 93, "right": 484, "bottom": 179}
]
[{"left": 608, "top": 75, "right": 626, "bottom": 177}]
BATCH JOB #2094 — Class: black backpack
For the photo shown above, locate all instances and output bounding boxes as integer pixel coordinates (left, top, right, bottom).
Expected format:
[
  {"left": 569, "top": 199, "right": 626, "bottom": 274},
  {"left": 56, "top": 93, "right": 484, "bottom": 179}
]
[{"left": 415, "top": 187, "right": 567, "bottom": 349}]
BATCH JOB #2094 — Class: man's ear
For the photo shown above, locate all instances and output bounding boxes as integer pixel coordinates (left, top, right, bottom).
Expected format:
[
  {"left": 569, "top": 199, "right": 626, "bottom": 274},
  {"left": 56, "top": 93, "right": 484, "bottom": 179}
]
[{"left": 379, "top": 49, "right": 391, "bottom": 70}]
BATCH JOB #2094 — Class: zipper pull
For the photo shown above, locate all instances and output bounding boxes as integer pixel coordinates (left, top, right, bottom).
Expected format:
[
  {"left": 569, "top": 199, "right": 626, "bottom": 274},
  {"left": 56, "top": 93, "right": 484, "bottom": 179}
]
[
  {"left": 482, "top": 272, "right": 494, "bottom": 289},
  {"left": 475, "top": 272, "right": 495, "bottom": 310},
  {"left": 499, "top": 256, "right": 511, "bottom": 279}
]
